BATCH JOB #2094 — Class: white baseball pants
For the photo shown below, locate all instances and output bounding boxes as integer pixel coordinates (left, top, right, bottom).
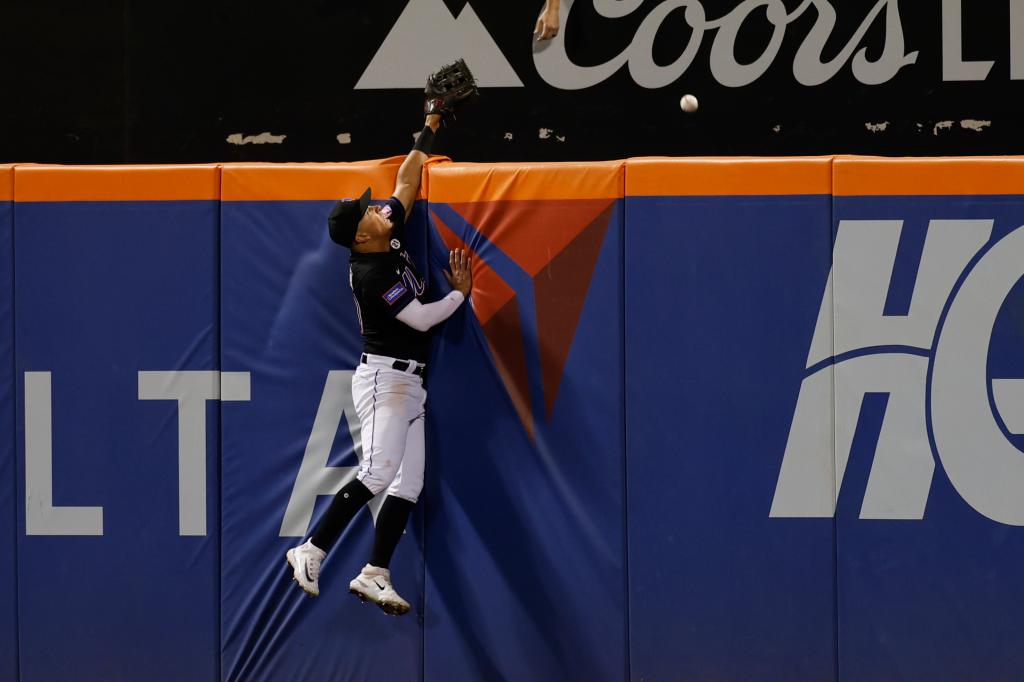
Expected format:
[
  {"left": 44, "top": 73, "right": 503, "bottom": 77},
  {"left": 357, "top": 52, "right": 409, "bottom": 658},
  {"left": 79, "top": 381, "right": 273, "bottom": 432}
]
[{"left": 352, "top": 358, "right": 426, "bottom": 503}]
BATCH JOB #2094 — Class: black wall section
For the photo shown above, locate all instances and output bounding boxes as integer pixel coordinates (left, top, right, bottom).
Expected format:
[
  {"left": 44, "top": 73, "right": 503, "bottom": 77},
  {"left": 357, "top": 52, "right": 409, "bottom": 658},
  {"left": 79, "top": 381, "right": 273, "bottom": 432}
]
[{"left": 3, "top": 0, "right": 1023, "bottom": 163}]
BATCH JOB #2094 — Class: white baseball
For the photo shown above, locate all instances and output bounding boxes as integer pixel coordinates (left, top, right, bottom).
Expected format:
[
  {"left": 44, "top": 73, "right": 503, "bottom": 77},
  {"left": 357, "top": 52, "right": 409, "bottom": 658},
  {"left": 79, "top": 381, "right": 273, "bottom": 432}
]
[{"left": 680, "top": 94, "right": 699, "bottom": 113}]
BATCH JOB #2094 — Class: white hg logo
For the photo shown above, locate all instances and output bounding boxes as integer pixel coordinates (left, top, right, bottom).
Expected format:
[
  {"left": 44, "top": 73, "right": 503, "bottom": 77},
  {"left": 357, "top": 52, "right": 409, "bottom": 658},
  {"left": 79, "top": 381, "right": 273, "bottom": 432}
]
[{"left": 771, "top": 219, "right": 1024, "bottom": 525}]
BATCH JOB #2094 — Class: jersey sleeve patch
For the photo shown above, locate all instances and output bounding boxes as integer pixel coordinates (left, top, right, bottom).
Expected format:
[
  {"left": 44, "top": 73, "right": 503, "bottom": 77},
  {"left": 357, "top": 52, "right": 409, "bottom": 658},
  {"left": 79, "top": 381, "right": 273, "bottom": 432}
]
[{"left": 383, "top": 281, "right": 409, "bottom": 305}]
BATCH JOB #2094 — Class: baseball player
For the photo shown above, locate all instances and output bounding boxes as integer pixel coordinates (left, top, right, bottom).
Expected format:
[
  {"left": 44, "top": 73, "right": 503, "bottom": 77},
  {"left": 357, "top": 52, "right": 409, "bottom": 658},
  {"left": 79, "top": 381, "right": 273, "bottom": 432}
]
[{"left": 286, "top": 60, "right": 478, "bottom": 616}]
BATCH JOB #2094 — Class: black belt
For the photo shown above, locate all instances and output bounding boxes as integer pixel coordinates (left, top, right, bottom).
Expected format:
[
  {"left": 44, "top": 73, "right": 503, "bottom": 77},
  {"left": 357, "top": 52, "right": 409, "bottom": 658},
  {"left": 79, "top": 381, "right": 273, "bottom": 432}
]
[{"left": 361, "top": 353, "right": 425, "bottom": 376}]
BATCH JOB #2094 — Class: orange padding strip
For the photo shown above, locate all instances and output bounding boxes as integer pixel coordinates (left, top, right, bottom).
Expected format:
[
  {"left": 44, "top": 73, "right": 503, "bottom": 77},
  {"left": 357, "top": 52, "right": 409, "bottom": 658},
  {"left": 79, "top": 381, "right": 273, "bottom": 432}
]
[
  {"left": 15, "top": 165, "right": 220, "bottom": 202},
  {"left": 0, "top": 165, "right": 13, "bottom": 201},
  {"left": 428, "top": 161, "right": 624, "bottom": 203},
  {"left": 626, "top": 157, "right": 832, "bottom": 196},
  {"left": 221, "top": 157, "right": 439, "bottom": 201},
  {"left": 835, "top": 156, "right": 1024, "bottom": 196},
  {"left": 9, "top": 157, "right": 1024, "bottom": 202}
]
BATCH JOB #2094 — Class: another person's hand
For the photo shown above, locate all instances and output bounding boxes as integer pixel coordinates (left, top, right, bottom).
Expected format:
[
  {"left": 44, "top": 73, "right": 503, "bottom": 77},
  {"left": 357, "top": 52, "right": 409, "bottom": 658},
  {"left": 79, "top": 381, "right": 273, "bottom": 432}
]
[
  {"left": 534, "top": 0, "right": 560, "bottom": 41},
  {"left": 444, "top": 249, "right": 473, "bottom": 298}
]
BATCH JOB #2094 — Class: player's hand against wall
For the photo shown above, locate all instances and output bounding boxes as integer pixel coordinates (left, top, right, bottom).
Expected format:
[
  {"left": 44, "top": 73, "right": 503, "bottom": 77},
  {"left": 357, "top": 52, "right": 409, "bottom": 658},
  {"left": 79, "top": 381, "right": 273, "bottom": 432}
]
[
  {"left": 534, "top": 0, "right": 560, "bottom": 40},
  {"left": 444, "top": 249, "right": 473, "bottom": 297}
]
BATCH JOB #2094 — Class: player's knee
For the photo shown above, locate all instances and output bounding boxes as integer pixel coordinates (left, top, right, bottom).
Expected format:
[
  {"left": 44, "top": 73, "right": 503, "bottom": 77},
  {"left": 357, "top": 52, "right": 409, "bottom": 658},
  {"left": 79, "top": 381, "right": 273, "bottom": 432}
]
[
  {"left": 393, "top": 491, "right": 419, "bottom": 504},
  {"left": 391, "top": 485, "right": 420, "bottom": 504},
  {"left": 358, "top": 460, "right": 402, "bottom": 495},
  {"left": 357, "top": 473, "right": 386, "bottom": 496},
  {"left": 394, "top": 473, "right": 423, "bottom": 503}
]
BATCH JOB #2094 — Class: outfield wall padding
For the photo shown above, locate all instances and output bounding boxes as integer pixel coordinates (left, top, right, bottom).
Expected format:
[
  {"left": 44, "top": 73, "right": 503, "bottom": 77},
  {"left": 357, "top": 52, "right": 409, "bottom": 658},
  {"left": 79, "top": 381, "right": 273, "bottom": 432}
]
[
  {"left": 831, "top": 158, "right": 1024, "bottom": 681},
  {"left": 424, "top": 161, "right": 627, "bottom": 682},
  {"left": 219, "top": 161, "right": 424, "bottom": 682},
  {"left": 625, "top": 157, "right": 837, "bottom": 681},
  {"left": 0, "top": 165, "right": 17, "bottom": 682},
  {"left": 13, "top": 166, "right": 221, "bottom": 682},
  {"left": 2, "top": 157, "right": 1023, "bottom": 682}
]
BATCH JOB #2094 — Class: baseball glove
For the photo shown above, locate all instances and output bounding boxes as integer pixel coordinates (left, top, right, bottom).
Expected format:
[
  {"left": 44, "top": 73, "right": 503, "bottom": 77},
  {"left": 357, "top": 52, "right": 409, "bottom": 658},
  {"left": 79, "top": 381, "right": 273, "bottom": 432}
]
[{"left": 424, "top": 58, "right": 479, "bottom": 120}]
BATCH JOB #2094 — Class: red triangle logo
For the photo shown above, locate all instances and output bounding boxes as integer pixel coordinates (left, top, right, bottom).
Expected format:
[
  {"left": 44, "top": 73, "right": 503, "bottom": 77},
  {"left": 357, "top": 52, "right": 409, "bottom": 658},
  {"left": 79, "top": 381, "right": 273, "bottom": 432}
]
[
  {"left": 431, "top": 210, "right": 515, "bottom": 326},
  {"left": 450, "top": 199, "right": 614, "bottom": 276},
  {"left": 482, "top": 297, "right": 533, "bottom": 441},
  {"left": 534, "top": 203, "right": 614, "bottom": 417},
  {"left": 431, "top": 210, "right": 533, "bottom": 439},
  {"left": 436, "top": 199, "right": 616, "bottom": 437}
]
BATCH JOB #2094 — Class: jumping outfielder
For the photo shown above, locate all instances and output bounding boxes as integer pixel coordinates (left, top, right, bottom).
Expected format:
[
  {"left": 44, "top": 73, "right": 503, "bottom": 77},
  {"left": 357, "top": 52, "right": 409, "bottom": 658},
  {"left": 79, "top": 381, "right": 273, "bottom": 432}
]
[{"left": 286, "top": 60, "right": 478, "bottom": 616}]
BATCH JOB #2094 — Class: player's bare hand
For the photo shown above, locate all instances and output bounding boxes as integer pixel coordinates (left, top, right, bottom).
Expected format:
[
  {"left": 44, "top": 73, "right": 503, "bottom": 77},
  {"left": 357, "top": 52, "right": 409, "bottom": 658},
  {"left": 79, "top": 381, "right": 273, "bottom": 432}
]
[
  {"left": 444, "top": 248, "right": 472, "bottom": 297},
  {"left": 534, "top": 1, "right": 560, "bottom": 41}
]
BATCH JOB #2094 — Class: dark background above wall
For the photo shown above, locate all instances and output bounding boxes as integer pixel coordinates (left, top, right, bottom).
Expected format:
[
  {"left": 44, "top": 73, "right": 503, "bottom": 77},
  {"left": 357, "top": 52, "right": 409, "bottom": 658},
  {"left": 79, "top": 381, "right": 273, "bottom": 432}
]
[{"left": 3, "top": 0, "right": 1023, "bottom": 164}]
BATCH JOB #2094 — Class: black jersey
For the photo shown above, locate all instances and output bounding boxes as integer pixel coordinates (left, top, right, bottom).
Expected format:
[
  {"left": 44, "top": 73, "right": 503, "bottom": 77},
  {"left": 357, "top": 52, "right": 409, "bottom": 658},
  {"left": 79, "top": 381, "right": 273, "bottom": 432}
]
[{"left": 348, "top": 197, "right": 430, "bottom": 362}]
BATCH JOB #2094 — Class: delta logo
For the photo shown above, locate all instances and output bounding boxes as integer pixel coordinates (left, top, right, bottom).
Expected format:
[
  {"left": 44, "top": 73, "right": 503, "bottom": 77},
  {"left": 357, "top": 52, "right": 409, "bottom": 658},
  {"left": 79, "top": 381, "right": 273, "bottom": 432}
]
[{"left": 429, "top": 197, "right": 617, "bottom": 439}]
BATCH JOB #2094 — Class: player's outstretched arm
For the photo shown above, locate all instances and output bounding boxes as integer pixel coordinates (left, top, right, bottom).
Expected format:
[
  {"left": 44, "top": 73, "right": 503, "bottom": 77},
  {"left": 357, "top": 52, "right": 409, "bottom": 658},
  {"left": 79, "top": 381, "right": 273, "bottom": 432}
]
[
  {"left": 392, "top": 59, "right": 479, "bottom": 214},
  {"left": 393, "top": 114, "right": 441, "bottom": 215}
]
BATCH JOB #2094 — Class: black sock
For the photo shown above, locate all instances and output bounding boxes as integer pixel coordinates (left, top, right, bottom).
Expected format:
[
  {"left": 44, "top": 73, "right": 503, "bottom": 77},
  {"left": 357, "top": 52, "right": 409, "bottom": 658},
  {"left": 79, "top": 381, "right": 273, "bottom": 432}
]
[
  {"left": 369, "top": 495, "right": 416, "bottom": 569},
  {"left": 310, "top": 479, "right": 374, "bottom": 552}
]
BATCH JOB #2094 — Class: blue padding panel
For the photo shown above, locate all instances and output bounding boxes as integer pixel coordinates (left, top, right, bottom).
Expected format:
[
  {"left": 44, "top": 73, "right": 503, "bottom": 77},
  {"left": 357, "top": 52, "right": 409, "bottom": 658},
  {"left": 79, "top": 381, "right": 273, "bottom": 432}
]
[
  {"left": 220, "top": 200, "right": 426, "bottom": 682},
  {"left": 422, "top": 201, "right": 626, "bottom": 682},
  {"left": 14, "top": 200, "right": 220, "bottom": 681},
  {"left": 833, "top": 196, "right": 1024, "bottom": 681},
  {"left": 0, "top": 197, "right": 16, "bottom": 681},
  {"left": 625, "top": 195, "right": 836, "bottom": 680}
]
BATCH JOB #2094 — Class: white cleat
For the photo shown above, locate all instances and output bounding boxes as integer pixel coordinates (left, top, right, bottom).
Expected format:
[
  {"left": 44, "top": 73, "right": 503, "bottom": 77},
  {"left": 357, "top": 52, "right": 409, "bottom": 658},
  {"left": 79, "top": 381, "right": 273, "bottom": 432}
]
[
  {"left": 286, "top": 540, "right": 326, "bottom": 597},
  {"left": 348, "top": 564, "right": 411, "bottom": 616}
]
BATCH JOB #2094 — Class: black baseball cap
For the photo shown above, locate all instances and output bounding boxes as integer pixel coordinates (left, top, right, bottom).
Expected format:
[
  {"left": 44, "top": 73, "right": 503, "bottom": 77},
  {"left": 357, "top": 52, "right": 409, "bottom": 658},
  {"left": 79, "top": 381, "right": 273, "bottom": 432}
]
[{"left": 327, "top": 187, "right": 372, "bottom": 246}]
